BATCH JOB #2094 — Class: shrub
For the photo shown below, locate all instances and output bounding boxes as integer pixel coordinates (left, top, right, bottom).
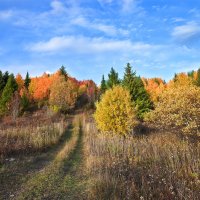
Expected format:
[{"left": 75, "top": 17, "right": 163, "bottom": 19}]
[
  {"left": 145, "top": 84, "right": 200, "bottom": 136},
  {"left": 94, "top": 86, "right": 137, "bottom": 136}
]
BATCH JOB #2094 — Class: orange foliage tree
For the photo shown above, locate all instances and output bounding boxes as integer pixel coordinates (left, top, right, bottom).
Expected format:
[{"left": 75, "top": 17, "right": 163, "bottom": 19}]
[
  {"left": 142, "top": 78, "right": 166, "bottom": 103},
  {"left": 49, "top": 75, "right": 78, "bottom": 112},
  {"left": 15, "top": 73, "right": 24, "bottom": 92}
]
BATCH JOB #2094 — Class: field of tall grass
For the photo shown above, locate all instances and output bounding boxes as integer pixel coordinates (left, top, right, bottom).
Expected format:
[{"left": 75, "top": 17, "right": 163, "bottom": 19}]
[
  {"left": 0, "top": 119, "right": 66, "bottom": 161},
  {"left": 83, "top": 115, "right": 200, "bottom": 200}
]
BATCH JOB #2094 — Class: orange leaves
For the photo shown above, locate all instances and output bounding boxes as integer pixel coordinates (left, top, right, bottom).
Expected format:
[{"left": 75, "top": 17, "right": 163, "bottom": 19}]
[
  {"left": 15, "top": 73, "right": 24, "bottom": 91},
  {"left": 142, "top": 78, "right": 166, "bottom": 103}
]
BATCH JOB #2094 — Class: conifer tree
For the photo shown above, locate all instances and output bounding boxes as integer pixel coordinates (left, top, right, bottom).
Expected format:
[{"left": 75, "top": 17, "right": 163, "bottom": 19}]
[
  {"left": 21, "top": 92, "right": 29, "bottom": 112},
  {"left": 100, "top": 75, "right": 107, "bottom": 93},
  {"left": 107, "top": 67, "right": 120, "bottom": 88},
  {"left": 0, "top": 70, "right": 3, "bottom": 93},
  {"left": 24, "top": 72, "right": 31, "bottom": 89},
  {"left": 195, "top": 68, "right": 200, "bottom": 87},
  {"left": 0, "top": 74, "right": 18, "bottom": 114},
  {"left": 59, "top": 66, "right": 68, "bottom": 80},
  {"left": 122, "top": 63, "right": 153, "bottom": 119},
  {"left": 0, "top": 71, "right": 9, "bottom": 93}
]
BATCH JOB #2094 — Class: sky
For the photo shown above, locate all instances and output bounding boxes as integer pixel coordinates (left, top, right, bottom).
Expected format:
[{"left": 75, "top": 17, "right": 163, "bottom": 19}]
[{"left": 0, "top": 0, "right": 200, "bottom": 83}]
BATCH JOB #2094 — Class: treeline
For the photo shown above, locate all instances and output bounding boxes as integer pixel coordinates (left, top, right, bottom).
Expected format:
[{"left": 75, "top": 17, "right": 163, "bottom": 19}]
[
  {"left": 0, "top": 66, "right": 98, "bottom": 119},
  {"left": 97, "top": 63, "right": 200, "bottom": 137}
]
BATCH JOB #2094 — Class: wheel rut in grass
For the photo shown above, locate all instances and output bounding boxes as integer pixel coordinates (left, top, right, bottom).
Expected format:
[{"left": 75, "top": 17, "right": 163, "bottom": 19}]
[
  {"left": 16, "top": 118, "right": 86, "bottom": 200},
  {"left": 0, "top": 118, "right": 74, "bottom": 200}
]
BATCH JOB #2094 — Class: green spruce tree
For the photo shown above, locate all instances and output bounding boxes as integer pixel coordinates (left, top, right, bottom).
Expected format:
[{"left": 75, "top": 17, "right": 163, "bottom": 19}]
[
  {"left": 0, "top": 71, "right": 3, "bottom": 94},
  {"left": 195, "top": 68, "right": 200, "bottom": 86},
  {"left": 100, "top": 75, "right": 107, "bottom": 94},
  {"left": 0, "top": 74, "right": 18, "bottom": 114},
  {"left": 0, "top": 71, "right": 9, "bottom": 93},
  {"left": 21, "top": 92, "right": 29, "bottom": 112},
  {"left": 122, "top": 63, "right": 153, "bottom": 120},
  {"left": 24, "top": 72, "right": 31, "bottom": 89},
  {"left": 188, "top": 70, "right": 195, "bottom": 79},
  {"left": 107, "top": 67, "right": 120, "bottom": 88},
  {"left": 59, "top": 66, "right": 68, "bottom": 80}
]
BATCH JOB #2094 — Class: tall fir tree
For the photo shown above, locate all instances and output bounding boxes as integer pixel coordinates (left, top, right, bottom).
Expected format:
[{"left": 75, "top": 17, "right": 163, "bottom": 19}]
[
  {"left": 24, "top": 72, "right": 31, "bottom": 89},
  {"left": 122, "top": 63, "right": 153, "bottom": 119},
  {"left": 0, "top": 71, "right": 9, "bottom": 92},
  {"left": 195, "top": 68, "right": 200, "bottom": 87},
  {"left": 0, "top": 70, "right": 3, "bottom": 93},
  {"left": 21, "top": 92, "right": 29, "bottom": 112},
  {"left": 59, "top": 66, "right": 68, "bottom": 80},
  {"left": 0, "top": 74, "right": 18, "bottom": 114},
  {"left": 188, "top": 70, "right": 195, "bottom": 79},
  {"left": 100, "top": 75, "right": 107, "bottom": 94},
  {"left": 107, "top": 67, "right": 120, "bottom": 88}
]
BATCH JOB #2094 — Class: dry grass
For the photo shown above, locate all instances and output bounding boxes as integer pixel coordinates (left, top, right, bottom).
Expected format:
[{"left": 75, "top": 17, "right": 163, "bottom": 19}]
[
  {"left": 0, "top": 119, "right": 67, "bottom": 161},
  {"left": 83, "top": 116, "right": 200, "bottom": 200}
]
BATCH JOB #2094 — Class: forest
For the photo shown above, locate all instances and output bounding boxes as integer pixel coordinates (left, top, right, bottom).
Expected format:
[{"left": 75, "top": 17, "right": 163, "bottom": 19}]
[{"left": 0, "top": 64, "right": 200, "bottom": 200}]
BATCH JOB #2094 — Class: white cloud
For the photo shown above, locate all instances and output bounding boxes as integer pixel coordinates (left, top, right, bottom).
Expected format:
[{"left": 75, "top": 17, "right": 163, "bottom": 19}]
[
  {"left": 0, "top": 10, "right": 13, "bottom": 20},
  {"left": 71, "top": 16, "right": 129, "bottom": 36},
  {"left": 122, "top": 0, "right": 135, "bottom": 12},
  {"left": 50, "top": 0, "right": 66, "bottom": 13},
  {"left": 172, "top": 21, "right": 200, "bottom": 41},
  {"left": 27, "top": 35, "right": 154, "bottom": 54}
]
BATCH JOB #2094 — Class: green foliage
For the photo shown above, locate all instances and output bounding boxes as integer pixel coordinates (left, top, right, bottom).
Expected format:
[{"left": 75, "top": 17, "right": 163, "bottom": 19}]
[
  {"left": 0, "top": 71, "right": 3, "bottom": 93},
  {"left": 0, "top": 71, "right": 9, "bottom": 94},
  {"left": 122, "top": 63, "right": 153, "bottom": 120},
  {"left": 21, "top": 92, "right": 29, "bottom": 112},
  {"left": 107, "top": 67, "right": 120, "bottom": 89},
  {"left": 0, "top": 74, "right": 18, "bottom": 114},
  {"left": 195, "top": 68, "right": 200, "bottom": 86},
  {"left": 100, "top": 75, "right": 107, "bottom": 94},
  {"left": 94, "top": 85, "right": 137, "bottom": 136},
  {"left": 59, "top": 66, "right": 68, "bottom": 80},
  {"left": 188, "top": 70, "right": 195, "bottom": 79},
  {"left": 25, "top": 72, "right": 31, "bottom": 89}
]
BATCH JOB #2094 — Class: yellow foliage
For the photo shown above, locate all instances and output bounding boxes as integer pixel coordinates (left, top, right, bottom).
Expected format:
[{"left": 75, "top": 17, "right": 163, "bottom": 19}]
[
  {"left": 94, "top": 86, "right": 137, "bottom": 136},
  {"left": 49, "top": 76, "right": 78, "bottom": 112},
  {"left": 145, "top": 84, "right": 200, "bottom": 136}
]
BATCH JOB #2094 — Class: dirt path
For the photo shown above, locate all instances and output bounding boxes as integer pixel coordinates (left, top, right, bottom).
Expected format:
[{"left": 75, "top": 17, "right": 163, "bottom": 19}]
[{"left": 0, "top": 115, "right": 88, "bottom": 200}]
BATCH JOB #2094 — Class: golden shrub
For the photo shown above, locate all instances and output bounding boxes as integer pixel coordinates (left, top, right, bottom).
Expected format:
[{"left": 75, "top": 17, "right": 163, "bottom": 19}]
[
  {"left": 94, "top": 86, "right": 137, "bottom": 136},
  {"left": 145, "top": 84, "right": 200, "bottom": 136}
]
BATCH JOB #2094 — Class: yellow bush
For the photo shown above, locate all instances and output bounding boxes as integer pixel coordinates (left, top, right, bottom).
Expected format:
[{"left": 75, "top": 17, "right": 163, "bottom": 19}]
[
  {"left": 145, "top": 84, "right": 200, "bottom": 136},
  {"left": 94, "top": 86, "right": 137, "bottom": 136}
]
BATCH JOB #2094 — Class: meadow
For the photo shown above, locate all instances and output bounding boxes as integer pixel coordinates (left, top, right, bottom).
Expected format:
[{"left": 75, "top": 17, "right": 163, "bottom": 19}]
[{"left": 83, "top": 116, "right": 200, "bottom": 200}]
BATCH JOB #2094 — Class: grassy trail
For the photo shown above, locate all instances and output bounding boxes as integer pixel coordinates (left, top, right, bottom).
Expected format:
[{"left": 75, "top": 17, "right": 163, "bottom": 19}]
[{"left": 0, "top": 115, "right": 87, "bottom": 200}]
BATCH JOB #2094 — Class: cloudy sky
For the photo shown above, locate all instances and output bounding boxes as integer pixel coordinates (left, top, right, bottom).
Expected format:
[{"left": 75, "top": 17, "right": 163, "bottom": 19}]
[{"left": 0, "top": 0, "right": 200, "bottom": 83}]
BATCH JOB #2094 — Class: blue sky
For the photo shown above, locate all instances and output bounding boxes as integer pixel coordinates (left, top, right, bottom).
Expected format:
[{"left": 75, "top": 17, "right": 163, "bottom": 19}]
[{"left": 0, "top": 0, "right": 200, "bottom": 83}]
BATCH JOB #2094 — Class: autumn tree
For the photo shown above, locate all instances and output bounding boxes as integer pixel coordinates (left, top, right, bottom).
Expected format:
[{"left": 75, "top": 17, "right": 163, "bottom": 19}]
[
  {"left": 94, "top": 86, "right": 137, "bottom": 136},
  {"left": 16, "top": 73, "right": 24, "bottom": 91},
  {"left": 142, "top": 77, "right": 166, "bottom": 103},
  {"left": 49, "top": 76, "right": 78, "bottom": 112},
  {"left": 107, "top": 67, "right": 120, "bottom": 88},
  {"left": 0, "top": 74, "right": 18, "bottom": 114},
  {"left": 145, "top": 84, "right": 200, "bottom": 136},
  {"left": 122, "top": 63, "right": 153, "bottom": 119},
  {"left": 24, "top": 72, "right": 31, "bottom": 89}
]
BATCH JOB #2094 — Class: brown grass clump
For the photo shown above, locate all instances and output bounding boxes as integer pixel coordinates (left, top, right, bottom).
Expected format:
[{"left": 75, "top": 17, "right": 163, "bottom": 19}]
[
  {"left": 83, "top": 116, "right": 200, "bottom": 200},
  {"left": 0, "top": 119, "right": 66, "bottom": 161}
]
